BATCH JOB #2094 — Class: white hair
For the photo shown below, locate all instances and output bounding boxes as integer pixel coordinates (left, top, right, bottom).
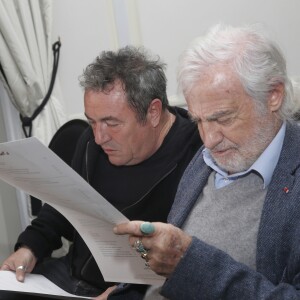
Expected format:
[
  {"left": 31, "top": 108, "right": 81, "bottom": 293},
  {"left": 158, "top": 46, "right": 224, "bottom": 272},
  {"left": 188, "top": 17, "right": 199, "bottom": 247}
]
[{"left": 178, "top": 23, "right": 300, "bottom": 121}]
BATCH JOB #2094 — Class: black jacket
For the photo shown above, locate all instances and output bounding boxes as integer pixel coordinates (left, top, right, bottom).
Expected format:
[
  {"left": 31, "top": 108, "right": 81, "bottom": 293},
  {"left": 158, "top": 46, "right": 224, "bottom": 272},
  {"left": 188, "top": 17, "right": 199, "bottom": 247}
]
[{"left": 17, "top": 106, "right": 202, "bottom": 292}]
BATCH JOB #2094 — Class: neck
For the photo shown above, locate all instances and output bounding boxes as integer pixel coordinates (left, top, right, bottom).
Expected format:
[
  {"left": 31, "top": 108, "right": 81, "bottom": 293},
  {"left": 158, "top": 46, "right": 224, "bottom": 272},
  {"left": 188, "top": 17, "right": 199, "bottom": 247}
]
[{"left": 156, "top": 110, "right": 176, "bottom": 149}]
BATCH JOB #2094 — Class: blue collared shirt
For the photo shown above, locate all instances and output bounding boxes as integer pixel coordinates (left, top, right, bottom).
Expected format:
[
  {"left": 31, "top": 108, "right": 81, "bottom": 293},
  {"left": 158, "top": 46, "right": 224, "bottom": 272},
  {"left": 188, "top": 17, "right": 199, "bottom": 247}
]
[{"left": 203, "top": 122, "right": 286, "bottom": 189}]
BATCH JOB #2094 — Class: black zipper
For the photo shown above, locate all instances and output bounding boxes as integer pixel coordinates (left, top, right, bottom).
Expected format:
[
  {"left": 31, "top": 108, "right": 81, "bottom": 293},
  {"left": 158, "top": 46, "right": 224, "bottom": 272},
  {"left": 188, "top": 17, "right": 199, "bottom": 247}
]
[
  {"left": 80, "top": 141, "right": 177, "bottom": 280},
  {"left": 121, "top": 164, "right": 177, "bottom": 213},
  {"left": 85, "top": 140, "right": 177, "bottom": 212},
  {"left": 85, "top": 141, "right": 90, "bottom": 183}
]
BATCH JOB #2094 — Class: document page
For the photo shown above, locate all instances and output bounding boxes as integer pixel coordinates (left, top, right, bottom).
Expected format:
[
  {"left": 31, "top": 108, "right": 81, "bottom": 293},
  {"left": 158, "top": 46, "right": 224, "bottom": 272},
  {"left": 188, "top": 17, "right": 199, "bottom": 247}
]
[
  {"left": 0, "top": 137, "right": 165, "bottom": 286},
  {"left": 0, "top": 271, "right": 91, "bottom": 299}
]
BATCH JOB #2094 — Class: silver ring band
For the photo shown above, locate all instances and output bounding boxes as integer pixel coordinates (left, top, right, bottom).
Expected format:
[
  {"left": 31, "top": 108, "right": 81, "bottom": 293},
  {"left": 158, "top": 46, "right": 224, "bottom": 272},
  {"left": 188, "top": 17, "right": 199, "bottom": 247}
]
[
  {"left": 134, "top": 239, "right": 147, "bottom": 253},
  {"left": 16, "top": 265, "right": 27, "bottom": 271},
  {"left": 141, "top": 252, "right": 149, "bottom": 261}
]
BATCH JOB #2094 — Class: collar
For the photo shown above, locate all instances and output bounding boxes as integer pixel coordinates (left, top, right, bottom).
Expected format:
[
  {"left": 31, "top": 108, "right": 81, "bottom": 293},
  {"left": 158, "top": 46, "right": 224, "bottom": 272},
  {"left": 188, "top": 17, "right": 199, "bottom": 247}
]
[{"left": 203, "top": 122, "right": 286, "bottom": 189}]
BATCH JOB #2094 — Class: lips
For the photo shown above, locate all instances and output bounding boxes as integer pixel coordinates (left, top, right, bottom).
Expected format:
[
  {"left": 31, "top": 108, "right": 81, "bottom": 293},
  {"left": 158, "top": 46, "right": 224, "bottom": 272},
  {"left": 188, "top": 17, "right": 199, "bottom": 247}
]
[
  {"left": 212, "top": 148, "right": 229, "bottom": 154},
  {"left": 102, "top": 148, "right": 115, "bottom": 154},
  {"left": 211, "top": 148, "right": 234, "bottom": 158}
]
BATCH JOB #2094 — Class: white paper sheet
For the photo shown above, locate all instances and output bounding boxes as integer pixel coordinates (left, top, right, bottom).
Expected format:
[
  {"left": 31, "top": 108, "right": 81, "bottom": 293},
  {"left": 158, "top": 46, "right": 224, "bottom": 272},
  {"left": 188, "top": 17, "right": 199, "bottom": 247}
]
[
  {"left": 0, "top": 137, "right": 165, "bottom": 287},
  {"left": 0, "top": 271, "right": 91, "bottom": 299}
]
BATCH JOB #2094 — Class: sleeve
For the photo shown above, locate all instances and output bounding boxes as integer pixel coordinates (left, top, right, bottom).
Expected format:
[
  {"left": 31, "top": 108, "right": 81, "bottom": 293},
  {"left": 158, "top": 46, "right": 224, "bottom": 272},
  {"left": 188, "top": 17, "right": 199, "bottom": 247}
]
[
  {"left": 15, "top": 203, "right": 74, "bottom": 260},
  {"left": 15, "top": 128, "right": 92, "bottom": 261},
  {"left": 108, "top": 283, "right": 148, "bottom": 300},
  {"left": 161, "top": 237, "right": 300, "bottom": 300}
]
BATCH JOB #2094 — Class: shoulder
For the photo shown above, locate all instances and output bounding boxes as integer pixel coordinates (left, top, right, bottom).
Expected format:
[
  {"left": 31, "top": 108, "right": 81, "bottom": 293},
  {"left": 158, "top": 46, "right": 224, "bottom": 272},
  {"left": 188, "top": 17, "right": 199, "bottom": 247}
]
[
  {"left": 284, "top": 122, "right": 300, "bottom": 143},
  {"left": 71, "top": 126, "right": 94, "bottom": 171},
  {"left": 169, "top": 106, "right": 190, "bottom": 124},
  {"left": 279, "top": 122, "right": 300, "bottom": 165},
  {"left": 169, "top": 106, "right": 202, "bottom": 144}
]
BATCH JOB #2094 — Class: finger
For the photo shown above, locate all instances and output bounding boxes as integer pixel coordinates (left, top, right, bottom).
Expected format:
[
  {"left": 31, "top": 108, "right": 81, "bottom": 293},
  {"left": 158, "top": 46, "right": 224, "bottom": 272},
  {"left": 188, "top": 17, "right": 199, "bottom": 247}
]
[
  {"left": 92, "top": 285, "right": 117, "bottom": 300},
  {"left": 131, "top": 237, "right": 150, "bottom": 252},
  {"left": 0, "top": 263, "right": 11, "bottom": 271},
  {"left": 140, "top": 222, "right": 155, "bottom": 235},
  {"left": 15, "top": 265, "right": 27, "bottom": 282},
  {"left": 113, "top": 221, "right": 144, "bottom": 235},
  {"left": 114, "top": 221, "right": 156, "bottom": 236}
]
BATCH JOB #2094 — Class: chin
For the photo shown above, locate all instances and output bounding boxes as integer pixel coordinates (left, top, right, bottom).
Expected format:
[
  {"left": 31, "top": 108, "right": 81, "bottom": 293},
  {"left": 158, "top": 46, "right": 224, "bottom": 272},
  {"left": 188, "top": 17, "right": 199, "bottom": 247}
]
[
  {"left": 213, "top": 154, "right": 249, "bottom": 174},
  {"left": 108, "top": 157, "right": 124, "bottom": 166},
  {"left": 216, "top": 158, "right": 253, "bottom": 174}
]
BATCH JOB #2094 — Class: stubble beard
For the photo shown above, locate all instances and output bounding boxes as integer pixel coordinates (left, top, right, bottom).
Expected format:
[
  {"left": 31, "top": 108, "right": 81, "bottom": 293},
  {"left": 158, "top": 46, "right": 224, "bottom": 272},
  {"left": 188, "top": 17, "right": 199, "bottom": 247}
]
[{"left": 210, "top": 117, "right": 278, "bottom": 174}]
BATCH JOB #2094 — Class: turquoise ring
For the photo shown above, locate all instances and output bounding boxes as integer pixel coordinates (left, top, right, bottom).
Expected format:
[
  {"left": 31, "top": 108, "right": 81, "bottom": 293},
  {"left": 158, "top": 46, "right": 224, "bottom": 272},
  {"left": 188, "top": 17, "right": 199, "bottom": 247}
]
[{"left": 140, "top": 222, "right": 155, "bottom": 235}]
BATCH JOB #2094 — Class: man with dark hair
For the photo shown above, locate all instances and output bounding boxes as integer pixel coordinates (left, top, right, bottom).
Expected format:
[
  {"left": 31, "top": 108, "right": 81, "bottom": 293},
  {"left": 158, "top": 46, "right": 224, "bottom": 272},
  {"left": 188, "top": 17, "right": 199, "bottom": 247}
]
[{"left": 1, "top": 46, "right": 201, "bottom": 298}]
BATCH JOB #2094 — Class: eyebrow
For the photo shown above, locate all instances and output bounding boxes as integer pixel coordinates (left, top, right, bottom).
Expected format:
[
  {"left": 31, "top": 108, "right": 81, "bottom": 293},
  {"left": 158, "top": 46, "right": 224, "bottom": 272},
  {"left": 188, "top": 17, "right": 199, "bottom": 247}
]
[
  {"left": 206, "top": 110, "right": 233, "bottom": 122},
  {"left": 188, "top": 109, "right": 234, "bottom": 122},
  {"left": 84, "top": 113, "right": 121, "bottom": 122}
]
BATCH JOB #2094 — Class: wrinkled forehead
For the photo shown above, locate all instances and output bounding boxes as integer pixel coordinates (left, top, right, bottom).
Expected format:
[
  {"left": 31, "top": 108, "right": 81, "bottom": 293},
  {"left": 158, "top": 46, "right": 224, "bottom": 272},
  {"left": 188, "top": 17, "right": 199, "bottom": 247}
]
[
  {"left": 188, "top": 66, "right": 244, "bottom": 99},
  {"left": 186, "top": 67, "right": 251, "bottom": 118}
]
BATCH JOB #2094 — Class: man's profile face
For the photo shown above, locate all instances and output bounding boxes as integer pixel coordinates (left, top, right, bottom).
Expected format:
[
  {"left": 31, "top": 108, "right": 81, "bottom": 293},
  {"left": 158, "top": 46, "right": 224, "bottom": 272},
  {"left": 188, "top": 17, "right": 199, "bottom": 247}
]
[
  {"left": 84, "top": 83, "right": 154, "bottom": 166},
  {"left": 186, "top": 65, "right": 279, "bottom": 174}
]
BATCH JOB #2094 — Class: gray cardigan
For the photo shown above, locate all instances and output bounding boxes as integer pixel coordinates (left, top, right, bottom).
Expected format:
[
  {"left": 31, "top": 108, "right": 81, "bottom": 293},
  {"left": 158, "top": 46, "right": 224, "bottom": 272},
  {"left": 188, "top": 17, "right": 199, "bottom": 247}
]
[{"left": 161, "top": 121, "right": 300, "bottom": 299}]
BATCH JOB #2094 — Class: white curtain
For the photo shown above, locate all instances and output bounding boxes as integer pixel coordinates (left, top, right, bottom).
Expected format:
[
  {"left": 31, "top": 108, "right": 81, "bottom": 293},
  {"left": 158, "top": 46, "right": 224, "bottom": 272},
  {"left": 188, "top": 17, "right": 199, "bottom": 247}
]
[{"left": 0, "top": 0, "right": 66, "bottom": 145}]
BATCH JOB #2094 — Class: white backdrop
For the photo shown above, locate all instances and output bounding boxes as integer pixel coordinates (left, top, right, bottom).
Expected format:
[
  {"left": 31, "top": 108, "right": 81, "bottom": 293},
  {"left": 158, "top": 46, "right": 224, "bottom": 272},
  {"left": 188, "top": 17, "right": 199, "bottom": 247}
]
[{"left": 52, "top": 0, "right": 300, "bottom": 118}]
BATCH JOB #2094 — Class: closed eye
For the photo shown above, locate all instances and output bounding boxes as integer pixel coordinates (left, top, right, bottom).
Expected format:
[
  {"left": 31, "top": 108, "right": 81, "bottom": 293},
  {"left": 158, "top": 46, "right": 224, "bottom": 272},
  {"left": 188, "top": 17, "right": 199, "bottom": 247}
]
[
  {"left": 216, "top": 117, "right": 234, "bottom": 125},
  {"left": 105, "top": 120, "right": 120, "bottom": 127}
]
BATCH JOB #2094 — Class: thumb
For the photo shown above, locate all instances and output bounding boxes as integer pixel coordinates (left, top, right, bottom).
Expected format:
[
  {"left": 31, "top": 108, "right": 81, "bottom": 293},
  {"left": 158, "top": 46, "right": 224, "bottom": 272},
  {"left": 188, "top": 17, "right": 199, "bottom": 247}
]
[{"left": 16, "top": 265, "right": 27, "bottom": 282}]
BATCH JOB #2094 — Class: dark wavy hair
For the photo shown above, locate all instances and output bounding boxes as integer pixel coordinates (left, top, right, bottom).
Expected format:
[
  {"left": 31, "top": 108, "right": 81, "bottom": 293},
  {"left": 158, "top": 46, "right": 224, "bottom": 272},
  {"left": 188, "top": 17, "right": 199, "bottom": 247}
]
[{"left": 79, "top": 46, "right": 168, "bottom": 123}]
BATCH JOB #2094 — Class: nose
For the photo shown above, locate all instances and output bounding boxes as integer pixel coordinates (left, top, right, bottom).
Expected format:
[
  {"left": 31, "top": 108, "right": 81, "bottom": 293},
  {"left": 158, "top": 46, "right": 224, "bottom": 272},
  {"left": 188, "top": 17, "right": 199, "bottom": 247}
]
[
  {"left": 199, "top": 122, "right": 223, "bottom": 150},
  {"left": 94, "top": 123, "right": 111, "bottom": 145}
]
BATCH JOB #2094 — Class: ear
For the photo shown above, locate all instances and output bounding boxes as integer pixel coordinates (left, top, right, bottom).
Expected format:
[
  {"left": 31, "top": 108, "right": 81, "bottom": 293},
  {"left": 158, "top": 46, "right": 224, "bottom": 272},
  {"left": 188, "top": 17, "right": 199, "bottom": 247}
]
[
  {"left": 147, "top": 99, "right": 162, "bottom": 127},
  {"left": 268, "top": 83, "right": 284, "bottom": 112}
]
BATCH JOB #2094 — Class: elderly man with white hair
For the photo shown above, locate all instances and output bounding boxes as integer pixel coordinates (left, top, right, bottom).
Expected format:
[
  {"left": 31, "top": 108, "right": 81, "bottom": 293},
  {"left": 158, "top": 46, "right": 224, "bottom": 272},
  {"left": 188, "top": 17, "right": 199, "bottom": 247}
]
[{"left": 107, "top": 24, "right": 300, "bottom": 300}]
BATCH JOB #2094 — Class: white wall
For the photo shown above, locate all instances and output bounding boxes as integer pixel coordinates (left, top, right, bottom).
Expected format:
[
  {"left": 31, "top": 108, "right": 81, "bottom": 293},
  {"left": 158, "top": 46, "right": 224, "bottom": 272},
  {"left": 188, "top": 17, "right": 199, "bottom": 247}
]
[
  {"left": 137, "top": 0, "right": 300, "bottom": 100},
  {"left": 0, "top": 183, "right": 21, "bottom": 263},
  {"left": 52, "top": 0, "right": 118, "bottom": 118},
  {"left": 51, "top": 0, "right": 300, "bottom": 117},
  {"left": 0, "top": 96, "right": 22, "bottom": 262}
]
